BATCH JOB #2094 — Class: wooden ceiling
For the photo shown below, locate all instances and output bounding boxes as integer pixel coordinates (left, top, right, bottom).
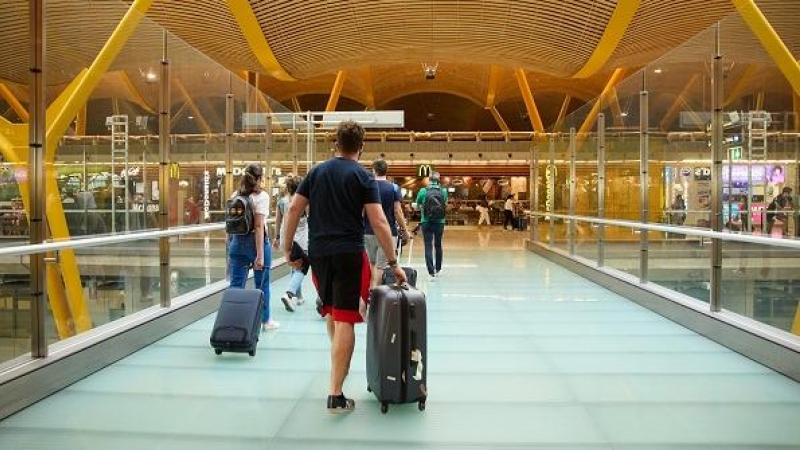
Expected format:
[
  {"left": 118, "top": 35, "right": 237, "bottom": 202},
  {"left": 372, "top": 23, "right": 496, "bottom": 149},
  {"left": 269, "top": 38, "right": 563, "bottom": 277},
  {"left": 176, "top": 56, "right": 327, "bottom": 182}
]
[{"left": 0, "top": 0, "right": 799, "bottom": 131}]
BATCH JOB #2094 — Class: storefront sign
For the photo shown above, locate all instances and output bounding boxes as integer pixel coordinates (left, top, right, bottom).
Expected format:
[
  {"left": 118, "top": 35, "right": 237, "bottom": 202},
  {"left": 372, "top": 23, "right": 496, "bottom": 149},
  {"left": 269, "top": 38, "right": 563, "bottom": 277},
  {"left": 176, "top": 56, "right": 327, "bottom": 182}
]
[
  {"left": 417, "top": 164, "right": 434, "bottom": 178},
  {"left": 132, "top": 203, "right": 159, "bottom": 212},
  {"left": 203, "top": 170, "right": 210, "bottom": 219},
  {"left": 545, "top": 164, "right": 557, "bottom": 212},
  {"left": 694, "top": 167, "right": 711, "bottom": 181},
  {"left": 215, "top": 167, "right": 249, "bottom": 177}
]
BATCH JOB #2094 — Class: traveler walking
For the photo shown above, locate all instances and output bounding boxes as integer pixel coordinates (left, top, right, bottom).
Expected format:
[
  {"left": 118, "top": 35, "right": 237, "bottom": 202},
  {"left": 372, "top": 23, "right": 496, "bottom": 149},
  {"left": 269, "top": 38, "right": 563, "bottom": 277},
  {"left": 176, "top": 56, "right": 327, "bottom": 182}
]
[
  {"left": 503, "top": 194, "right": 515, "bottom": 230},
  {"left": 226, "top": 163, "right": 278, "bottom": 331},
  {"left": 274, "top": 176, "right": 308, "bottom": 312},
  {"left": 415, "top": 172, "right": 448, "bottom": 281},
  {"left": 365, "top": 158, "right": 410, "bottom": 287},
  {"left": 476, "top": 196, "right": 491, "bottom": 226},
  {"left": 281, "top": 120, "right": 406, "bottom": 413}
]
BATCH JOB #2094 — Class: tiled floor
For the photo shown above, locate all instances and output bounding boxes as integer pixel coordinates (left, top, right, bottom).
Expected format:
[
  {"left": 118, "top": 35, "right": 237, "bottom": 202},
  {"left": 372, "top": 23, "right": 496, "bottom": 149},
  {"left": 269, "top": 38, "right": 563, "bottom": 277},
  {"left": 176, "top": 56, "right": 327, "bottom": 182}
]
[{"left": 2, "top": 228, "right": 800, "bottom": 449}]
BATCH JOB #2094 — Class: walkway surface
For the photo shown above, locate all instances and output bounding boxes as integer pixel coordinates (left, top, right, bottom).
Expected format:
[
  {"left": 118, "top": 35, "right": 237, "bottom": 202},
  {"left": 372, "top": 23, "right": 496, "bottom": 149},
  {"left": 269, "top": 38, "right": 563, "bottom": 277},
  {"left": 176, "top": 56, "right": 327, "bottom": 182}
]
[{"left": 2, "top": 229, "right": 800, "bottom": 449}]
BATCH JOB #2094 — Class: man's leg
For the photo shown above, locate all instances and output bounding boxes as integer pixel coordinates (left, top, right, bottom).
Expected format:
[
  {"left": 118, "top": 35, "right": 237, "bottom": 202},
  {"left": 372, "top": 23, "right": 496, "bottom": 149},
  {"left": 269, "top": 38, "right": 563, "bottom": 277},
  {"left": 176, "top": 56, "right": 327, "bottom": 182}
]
[
  {"left": 330, "top": 320, "right": 355, "bottom": 395},
  {"left": 326, "top": 314, "right": 335, "bottom": 342},
  {"left": 422, "top": 223, "right": 435, "bottom": 276},
  {"left": 434, "top": 222, "right": 444, "bottom": 274}
]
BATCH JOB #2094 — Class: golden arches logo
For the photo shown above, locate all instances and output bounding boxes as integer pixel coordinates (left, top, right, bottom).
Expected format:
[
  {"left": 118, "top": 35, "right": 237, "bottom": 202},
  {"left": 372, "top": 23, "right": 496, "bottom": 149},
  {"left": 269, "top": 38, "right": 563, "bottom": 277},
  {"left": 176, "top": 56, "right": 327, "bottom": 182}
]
[{"left": 417, "top": 164, "right": 434, "bottom": 178}]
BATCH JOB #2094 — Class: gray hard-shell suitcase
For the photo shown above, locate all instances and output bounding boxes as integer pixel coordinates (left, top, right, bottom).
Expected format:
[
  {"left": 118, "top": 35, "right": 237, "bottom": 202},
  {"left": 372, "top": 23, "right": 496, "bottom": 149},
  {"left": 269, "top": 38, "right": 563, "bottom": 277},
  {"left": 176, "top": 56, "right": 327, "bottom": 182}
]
[
  {"left": 366, "top": 284, "right": 427, "bottom": 413},
  {"left": 210, "top": 288, "right": 263, "bottom": 356}
]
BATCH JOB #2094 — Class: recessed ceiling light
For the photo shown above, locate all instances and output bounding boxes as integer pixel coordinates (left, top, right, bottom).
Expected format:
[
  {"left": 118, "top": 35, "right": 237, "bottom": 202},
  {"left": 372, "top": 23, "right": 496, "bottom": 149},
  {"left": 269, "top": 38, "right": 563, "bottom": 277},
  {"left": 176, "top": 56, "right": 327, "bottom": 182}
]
[{"left": 654, "top": 68, "right": 663, "bottom": 74}]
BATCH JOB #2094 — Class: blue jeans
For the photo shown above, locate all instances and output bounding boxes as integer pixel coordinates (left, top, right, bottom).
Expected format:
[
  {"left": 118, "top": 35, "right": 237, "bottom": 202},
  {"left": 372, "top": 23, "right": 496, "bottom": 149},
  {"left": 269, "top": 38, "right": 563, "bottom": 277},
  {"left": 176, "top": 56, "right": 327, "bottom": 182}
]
[
  {"left": 287, "top": 268, "right": 305, "bottom": 298},
  {"left": 421, "top": 222, "right": 444, "bottom": 276},
  {"left": 228, "top": 234, "right": 272, "bottom": 323}
]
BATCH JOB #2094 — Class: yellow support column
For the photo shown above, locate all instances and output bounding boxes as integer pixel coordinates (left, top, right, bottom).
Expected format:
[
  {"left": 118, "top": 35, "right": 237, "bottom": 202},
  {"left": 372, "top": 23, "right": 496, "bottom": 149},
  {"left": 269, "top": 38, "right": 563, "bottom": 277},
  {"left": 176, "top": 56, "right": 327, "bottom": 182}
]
[
  {"left": 731, "top": 0, "right": 800, "bottom": 96},
  {"left": 608, "top": 88, "right": 624, "bottom": 128},
  {"left": 578, "top": 68, "right": 627, "bottom": 137},
  {"left": 488, "top": 107, "right": 510, "bottom": 132},
  {"left": 794, "top": 91, "right": 800, "bottom": 131},
  {"left": 362, "top": 67, "right": 376, "bottom": 110},
  {"left": 515, "top": 68, "right": 545, "bottom": 133},
  {"left": 572, "top": 0, "right": 642, "bottom": 78},
  {"left": 227, "top": 0, "right": 295, "bottom": 81},
  {"left": 173, "top": 78, "right": 213, "bottom": 135},
  {"left": 326, "top": 71, "right": 347, "bottom": 112},
  {"left": 0, "top": 83, "right": 29, "bottom": 122}
]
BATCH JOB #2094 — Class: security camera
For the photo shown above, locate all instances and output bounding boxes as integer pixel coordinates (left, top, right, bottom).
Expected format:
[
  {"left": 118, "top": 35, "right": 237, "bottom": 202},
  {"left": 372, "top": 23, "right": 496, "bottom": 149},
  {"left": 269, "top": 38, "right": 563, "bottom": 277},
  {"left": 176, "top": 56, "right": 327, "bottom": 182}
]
[
  {"left": 410, "top": 152, "right": 415, "bottom": 158},
  {"left": 478, "top": 153, "right": 483, "bottom": 159}
]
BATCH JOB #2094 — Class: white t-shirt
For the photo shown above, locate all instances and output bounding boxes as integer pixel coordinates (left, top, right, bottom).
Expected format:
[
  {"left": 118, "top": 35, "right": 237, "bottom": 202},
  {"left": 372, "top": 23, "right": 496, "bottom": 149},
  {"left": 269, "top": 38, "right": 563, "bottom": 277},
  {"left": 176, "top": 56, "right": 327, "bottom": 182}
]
[
  {"left": 504, "top": 199, "right": 514, "bottom": 211},
  {"left": 278, "top": 194, "right": 308, "bottom": 250},
  {"left": 251, "top": 191, "right": 269, "bottom": 218}
]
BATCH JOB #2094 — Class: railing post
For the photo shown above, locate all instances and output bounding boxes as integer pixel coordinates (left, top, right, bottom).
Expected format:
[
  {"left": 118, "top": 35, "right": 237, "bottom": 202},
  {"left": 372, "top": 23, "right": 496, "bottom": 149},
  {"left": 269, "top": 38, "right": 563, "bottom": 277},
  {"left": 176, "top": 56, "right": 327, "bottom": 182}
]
[
  {"left": 710, "top": 23, "right": 724, "bottom": 313},
  {"left": 29, "top": 0, "right": 47, "bottom": 357},
  {"left": 291, "top": 128, "right": 298, "bottom": 175},
  {"left": 569, "top": 128, "right": 576, "bottom": 256},
  {"left": 597, "top": 113, "right": 606, "bottom": 267},
  {"left": 548, "top": 135, "right": 555, "bottom": 248},
  {"left": 158, "top": 31, "right": 171, "bottom": 308},
  {"left": 225, "top": 73, "right": 234, "bottom": 202},
  {"left": 531, "top": 140, "right": 539, "bottom": 241},
  {"left": 640, "top": 73, "right": 650, "bottom": 283}
]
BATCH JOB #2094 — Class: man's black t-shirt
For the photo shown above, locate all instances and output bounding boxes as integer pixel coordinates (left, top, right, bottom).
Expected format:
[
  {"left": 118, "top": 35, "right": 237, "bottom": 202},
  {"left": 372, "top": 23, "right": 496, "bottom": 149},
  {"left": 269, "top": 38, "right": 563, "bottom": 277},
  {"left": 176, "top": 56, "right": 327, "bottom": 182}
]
[{"left": 297, "top": 157, "right": 380, "bottom": 257}]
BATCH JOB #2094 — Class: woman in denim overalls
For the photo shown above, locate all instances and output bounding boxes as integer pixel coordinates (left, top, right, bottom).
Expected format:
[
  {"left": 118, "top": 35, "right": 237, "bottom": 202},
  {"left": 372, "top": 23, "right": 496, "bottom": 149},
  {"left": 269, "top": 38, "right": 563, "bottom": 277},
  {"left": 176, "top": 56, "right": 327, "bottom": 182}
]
[{"left": 228, "top": 164, "right": 277, "bottom": 330}]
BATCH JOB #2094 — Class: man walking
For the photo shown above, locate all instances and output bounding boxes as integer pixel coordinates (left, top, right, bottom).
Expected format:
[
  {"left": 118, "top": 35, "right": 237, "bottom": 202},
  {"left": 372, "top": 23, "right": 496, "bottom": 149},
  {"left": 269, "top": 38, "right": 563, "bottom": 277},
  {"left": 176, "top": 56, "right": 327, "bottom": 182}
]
[
  {"left": 415, "top": 171, "right": 448, "bottom": 281},
  {"left": 365, "top": 158, "right": 410, "bottom": 287},
  {"left": 281, "top": 121, "right": 406, "bottom": 413}
]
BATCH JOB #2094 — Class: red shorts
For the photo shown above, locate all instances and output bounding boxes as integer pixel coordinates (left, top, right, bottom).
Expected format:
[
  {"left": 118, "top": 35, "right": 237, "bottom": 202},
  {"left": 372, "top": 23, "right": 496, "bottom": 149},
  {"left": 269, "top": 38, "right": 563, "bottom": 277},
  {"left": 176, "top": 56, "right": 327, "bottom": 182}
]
[{"left": 310, "top": 251, "right": 371, "bottom": 323}]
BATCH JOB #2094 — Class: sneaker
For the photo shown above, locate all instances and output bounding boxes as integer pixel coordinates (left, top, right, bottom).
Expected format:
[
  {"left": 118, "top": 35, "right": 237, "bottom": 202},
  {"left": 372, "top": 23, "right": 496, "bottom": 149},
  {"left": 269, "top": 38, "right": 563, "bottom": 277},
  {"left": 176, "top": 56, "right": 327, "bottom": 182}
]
[
  {"left": 327, "top": 394, "right": 355, "bottom": 413},
  {"left": 295, "top": 297, "right": 306, "bottom": 306},
  {"left": 281, "top": 292, "right": 296, "bottom": 312},
  {"left": 429, "top": 274, "right": 436, "bottom": 282},
  {"left": 436, "top": 269, "right": 443, "bottom": 278},
  {"left": 263, "top": 320, "right": 280, "bottom": 331}
]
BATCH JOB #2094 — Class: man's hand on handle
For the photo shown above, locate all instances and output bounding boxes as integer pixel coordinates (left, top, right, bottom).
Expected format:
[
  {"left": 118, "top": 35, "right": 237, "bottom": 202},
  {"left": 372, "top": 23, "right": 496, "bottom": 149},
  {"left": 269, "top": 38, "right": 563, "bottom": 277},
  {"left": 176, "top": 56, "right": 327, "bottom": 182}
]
[{"left": 390, "top": 264, "right": 407, "bottom": 285}]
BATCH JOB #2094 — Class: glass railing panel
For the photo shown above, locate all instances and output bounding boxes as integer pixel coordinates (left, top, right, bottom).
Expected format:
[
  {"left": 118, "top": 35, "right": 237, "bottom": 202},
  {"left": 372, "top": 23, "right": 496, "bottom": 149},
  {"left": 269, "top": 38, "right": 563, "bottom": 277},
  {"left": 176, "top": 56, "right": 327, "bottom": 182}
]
[
  {"left": 171, "top": 230, "right": 229, "bottom": 296},
  {"left": 721, "top": 239, "right": 800, "bottom": 333},
  {"left": 647, "top": 226, "right": 712, "bottom": 304},
  {"left": 573, "top": 219, "right": 599, "bottom": 264},
  {"left": 0, "top": 255, "right": 32, "bottom": 365},
  {"left": 602, "top": 225, "right": 642, "bottom": 279}
]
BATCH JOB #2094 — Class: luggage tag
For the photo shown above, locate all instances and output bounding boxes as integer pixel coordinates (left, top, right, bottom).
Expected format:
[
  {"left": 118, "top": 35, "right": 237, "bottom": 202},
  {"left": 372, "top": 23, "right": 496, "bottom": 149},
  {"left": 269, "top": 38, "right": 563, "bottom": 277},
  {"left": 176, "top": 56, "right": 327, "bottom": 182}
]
[{"left": 411, "top": 349, "right": 424, "bottom": 381}]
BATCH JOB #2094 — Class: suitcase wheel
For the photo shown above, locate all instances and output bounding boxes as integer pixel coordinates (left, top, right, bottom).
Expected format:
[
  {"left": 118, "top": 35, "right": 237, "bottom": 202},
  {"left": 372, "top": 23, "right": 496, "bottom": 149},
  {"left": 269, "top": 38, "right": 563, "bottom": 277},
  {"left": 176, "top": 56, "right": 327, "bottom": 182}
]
[
  {"left": 380, "top": 402, "right": 388, "bottom": 414},
  {"left": 214, "top": 349, "right": 222, "bottom": 355},
  {"left": 366, "top": 385, "right": 372, "bottom": 393},
  {"left": 248, "top": 349, "right": 256, "bottom": 357},
  {"left": 418, "top": 400, "right": 426, "bottom": 411}
]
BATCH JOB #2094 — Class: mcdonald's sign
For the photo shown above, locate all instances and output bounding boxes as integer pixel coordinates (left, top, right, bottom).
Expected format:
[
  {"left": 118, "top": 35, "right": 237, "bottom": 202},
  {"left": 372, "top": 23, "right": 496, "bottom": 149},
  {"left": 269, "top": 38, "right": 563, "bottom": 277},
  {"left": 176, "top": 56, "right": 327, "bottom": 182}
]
[
  {"left": 417, "top": 164, "right": 435, "bottom": 178},
  {"left": 169, "top": 162, "right": 180, "bottom": 179}
]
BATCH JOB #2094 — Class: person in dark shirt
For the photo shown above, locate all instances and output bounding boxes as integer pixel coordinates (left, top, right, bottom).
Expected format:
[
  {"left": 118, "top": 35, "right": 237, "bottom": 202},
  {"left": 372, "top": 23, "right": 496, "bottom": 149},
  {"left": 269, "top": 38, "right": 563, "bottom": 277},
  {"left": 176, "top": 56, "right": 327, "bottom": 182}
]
[
  {"left": 281, "top": 120, "right": 406, "bottom": 413},
  {"left": 364, "top": 158, "right": 410, "bottom": 287}
]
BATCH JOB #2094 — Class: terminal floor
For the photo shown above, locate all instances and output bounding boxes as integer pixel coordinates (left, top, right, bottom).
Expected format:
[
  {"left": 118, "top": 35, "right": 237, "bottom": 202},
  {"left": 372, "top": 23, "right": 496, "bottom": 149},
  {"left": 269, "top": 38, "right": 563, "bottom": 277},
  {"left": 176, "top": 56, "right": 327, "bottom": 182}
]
[{"left": 2, "top": 228, "right": 800, "bottom": 449}]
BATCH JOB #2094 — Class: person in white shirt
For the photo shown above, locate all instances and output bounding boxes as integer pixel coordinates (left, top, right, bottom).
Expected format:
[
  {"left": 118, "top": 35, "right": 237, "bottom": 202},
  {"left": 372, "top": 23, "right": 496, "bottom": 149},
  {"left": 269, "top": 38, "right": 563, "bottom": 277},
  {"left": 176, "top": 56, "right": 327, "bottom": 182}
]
[
  {"left": 227, "top": 163, "right": 278, "bottom": 331},
  {"left": 503, "top": 194, "right": 516, "bottom": 230},
  {"left": 274, "top": 176, "right": 309, "bottom": 312}
]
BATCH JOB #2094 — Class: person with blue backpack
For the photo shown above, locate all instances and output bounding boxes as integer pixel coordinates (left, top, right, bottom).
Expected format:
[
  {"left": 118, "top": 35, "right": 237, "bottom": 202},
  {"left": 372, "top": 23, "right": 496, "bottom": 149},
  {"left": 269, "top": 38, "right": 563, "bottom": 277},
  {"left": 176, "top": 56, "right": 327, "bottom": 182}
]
[
  {"left": 415, "top": 171, "right": 448, "bottom": 281},
  {"left": 226, "top": 163, "right": 278, "bottom": 331}
]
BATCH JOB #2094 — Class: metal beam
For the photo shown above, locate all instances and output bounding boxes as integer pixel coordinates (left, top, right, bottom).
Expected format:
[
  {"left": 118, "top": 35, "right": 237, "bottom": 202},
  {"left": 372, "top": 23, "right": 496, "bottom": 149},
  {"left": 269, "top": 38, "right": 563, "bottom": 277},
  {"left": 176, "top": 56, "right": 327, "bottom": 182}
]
[
  {"left": 227, "top": 0, "right": 295, "bottom": 81},
  {"left": 794, "top": 90, "right": 800, "bottom": 131},
  {"left": 172, "top": 78, "right": 213, "bottom": 135},
  {"left": 660, "top": 74, "right": 700, "bottom": 130},
  {"left": 724, "top": 65, "right": 757, "bottom": 107},
  {"left": 169, "top": 101, "right": 190, "bottom": 130},
  {"left": 731, "top": 0, "right": 800, "bottom": 96},
  {"left": 515, "top": 68, "right": 545, "bottom": 133},
  {"left": 578, "top": 68, "right": 627, "bottom": 137},
  {"left": 119, "top": 70, "right": 155, "bottom": 114},
  {"left": 755, "top": 91, "right": 765, "bottom": 110},
  {"left": 485, "top": 65, "right": 501, "bottom": 108},
  {"left": 325, "top": 70, "right": 347, "bottom": 112},
  {"left": 608, "top": 88, "right": 624, "bottom": 128},
  {"left": 291, "top": 97, "right": 301, "bottom": 112},
  {"left": 488, "top": 106, "right": 510, "bottom": 132},
  {"left": 553, "top": 95, "right": 571, "bottom": 131},
  {"left": 75, "top": 104, "right": 87, "bottom": 135},
  {"left": 572, "top": 0, "right": 642, "bottom": 78},
  {"left": 361, "top": 67, "right": 376, "bottom": 110},
  {"left": 0, "top": 82, "right": 29, "bottom": 121}
]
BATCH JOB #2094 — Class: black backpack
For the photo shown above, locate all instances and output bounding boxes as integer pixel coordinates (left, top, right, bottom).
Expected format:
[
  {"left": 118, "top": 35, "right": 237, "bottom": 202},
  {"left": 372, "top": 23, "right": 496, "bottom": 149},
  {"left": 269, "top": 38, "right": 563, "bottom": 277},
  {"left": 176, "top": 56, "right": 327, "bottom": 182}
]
[
  {"left": 225, "top": 194, "right": 255, "bottom": 235},
  {"left": 423, "top": 187, "right": 446, "bottom": 221}
]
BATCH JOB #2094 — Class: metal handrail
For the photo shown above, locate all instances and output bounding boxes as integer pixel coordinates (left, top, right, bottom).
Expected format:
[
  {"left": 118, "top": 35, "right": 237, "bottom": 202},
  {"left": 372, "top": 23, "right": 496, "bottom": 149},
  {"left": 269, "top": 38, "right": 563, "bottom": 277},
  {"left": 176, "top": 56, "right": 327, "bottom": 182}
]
[
  {"left": 0, "top": 218, "right": 276, "bottom": 258},
  {"left": 529, "top": 212, "right": 800, "bottom": 250}
]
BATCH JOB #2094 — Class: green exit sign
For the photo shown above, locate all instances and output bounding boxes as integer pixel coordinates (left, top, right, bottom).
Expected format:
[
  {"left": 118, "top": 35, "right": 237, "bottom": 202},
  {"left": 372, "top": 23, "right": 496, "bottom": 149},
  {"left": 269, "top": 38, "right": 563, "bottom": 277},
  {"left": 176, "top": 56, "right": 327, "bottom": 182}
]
[{"left": 729, "top": 146, "right": 743, "bottom": 160}]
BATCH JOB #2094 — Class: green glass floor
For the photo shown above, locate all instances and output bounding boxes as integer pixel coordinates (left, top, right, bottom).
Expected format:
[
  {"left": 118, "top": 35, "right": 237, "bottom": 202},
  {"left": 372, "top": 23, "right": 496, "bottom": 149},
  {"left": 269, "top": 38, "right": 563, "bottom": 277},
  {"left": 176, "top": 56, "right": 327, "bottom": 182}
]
[{"left": 2, "top": 229, "right": 800, "bottom": 449}]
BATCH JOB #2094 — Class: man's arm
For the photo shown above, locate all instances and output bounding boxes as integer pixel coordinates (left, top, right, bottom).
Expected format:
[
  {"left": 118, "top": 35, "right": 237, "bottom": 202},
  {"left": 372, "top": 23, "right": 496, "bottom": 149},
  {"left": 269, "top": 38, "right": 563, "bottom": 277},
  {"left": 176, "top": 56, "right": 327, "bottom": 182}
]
[
  {"left": 272, "top": 199, "right": 284, "bottom": 248},
  {"left": 394, "top": 201, "right": 409, "bottom": 239},
  {"left": 282, "top": 193, "right": 309, "bottom": 268},
  {"left": 365, "top": 203, "right": 407, "bottom": 283}
]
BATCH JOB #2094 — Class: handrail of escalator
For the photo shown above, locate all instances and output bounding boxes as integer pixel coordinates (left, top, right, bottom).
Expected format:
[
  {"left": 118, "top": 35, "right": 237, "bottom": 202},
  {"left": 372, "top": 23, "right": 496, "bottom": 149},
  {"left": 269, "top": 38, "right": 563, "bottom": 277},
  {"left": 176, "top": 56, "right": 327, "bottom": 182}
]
[{"left": 0, "top": 218, "right": 276, "bottom": 258}]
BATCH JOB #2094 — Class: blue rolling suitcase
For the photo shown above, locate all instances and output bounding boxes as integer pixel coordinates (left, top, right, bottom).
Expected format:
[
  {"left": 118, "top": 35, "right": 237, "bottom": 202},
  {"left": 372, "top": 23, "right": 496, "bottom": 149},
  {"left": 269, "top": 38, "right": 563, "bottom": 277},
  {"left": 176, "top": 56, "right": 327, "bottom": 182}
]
[{"left": 210, "top": 288, "right": 263, "bottom": 356}]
